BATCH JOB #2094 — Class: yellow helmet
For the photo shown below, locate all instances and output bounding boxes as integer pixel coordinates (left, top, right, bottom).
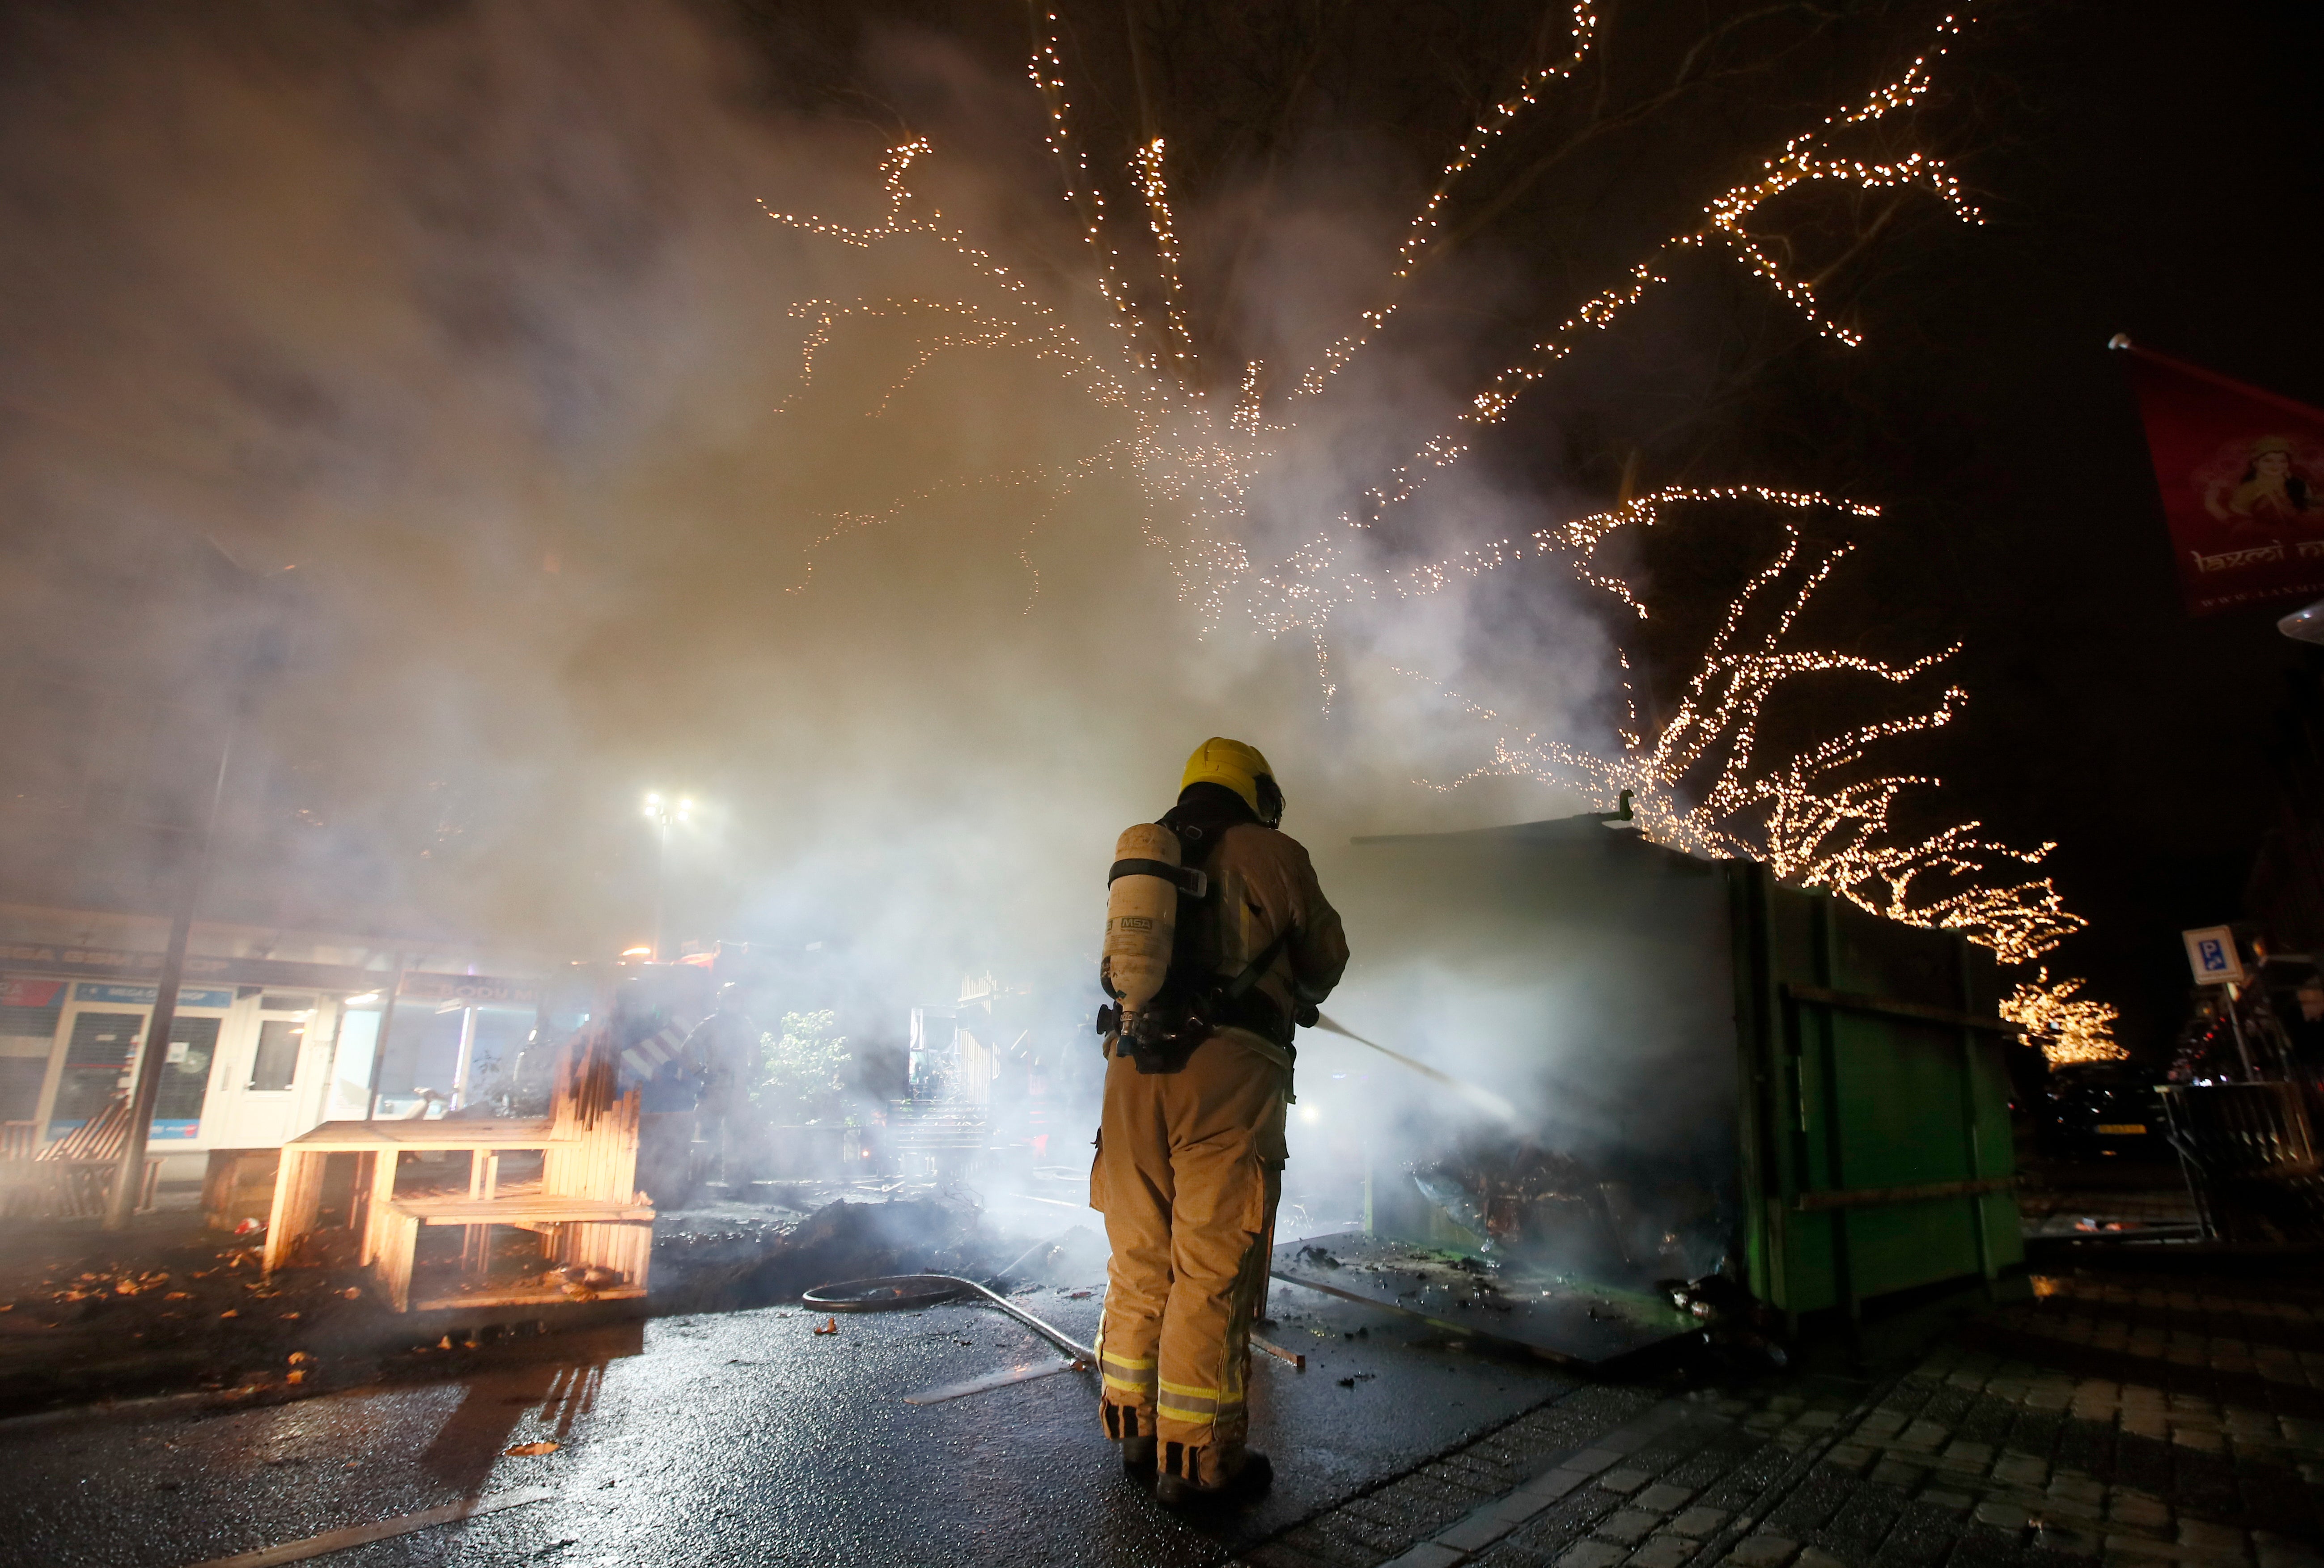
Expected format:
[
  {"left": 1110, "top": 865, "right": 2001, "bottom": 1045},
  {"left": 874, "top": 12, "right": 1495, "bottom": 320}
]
[{"left": 1181, "top": 737, "right": 1285, "bottom": 826}]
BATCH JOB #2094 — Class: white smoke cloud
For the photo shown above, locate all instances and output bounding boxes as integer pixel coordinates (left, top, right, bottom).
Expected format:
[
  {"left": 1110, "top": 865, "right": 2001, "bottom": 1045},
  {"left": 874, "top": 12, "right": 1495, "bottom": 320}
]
[{"left": 0, "top": 1, "right": 1629, "bottom": 1183}]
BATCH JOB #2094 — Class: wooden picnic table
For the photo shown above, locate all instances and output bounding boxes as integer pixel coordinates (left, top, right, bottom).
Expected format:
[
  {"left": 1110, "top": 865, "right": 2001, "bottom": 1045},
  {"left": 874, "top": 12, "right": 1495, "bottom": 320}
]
[
  {"left": 263, "top": 1119, "right": 560, "bottom": 1275},
  {"left": 263, "top": 1107, "right": 653, "bottom": 1310}
]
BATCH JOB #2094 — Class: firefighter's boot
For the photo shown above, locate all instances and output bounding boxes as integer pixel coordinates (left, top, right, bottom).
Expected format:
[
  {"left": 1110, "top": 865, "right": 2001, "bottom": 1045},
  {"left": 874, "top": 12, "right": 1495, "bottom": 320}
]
[
  {"left": 1156, "top": 1443, "right": 1274, "bottom": 1509},
  {"left": 1110, "top": 1402, "right": 1158, "bottom": 1479}
]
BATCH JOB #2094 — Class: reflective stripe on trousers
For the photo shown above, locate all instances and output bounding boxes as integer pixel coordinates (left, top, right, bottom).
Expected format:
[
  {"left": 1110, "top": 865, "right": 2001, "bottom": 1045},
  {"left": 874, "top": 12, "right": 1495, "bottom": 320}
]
[
  {"left": 1157, "top": 1377, "right": 1224, "bottom": 1421},
  {"left": 1095, "top": 1327, "right": 1156, "bottom": 1403}
]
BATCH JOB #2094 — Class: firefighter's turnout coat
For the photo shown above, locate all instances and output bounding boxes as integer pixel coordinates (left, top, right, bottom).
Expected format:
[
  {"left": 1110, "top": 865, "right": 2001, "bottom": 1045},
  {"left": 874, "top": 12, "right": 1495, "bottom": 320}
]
[{"left": 1091, "top": 795, "right": 1349, "bottom": 1483}]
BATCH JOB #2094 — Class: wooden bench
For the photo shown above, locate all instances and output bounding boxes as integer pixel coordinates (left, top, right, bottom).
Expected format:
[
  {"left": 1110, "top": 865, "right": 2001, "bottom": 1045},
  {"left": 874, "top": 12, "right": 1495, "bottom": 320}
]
[
  {"left": 0, "top": 1099, "right": 161, "bottom": 1219},
  {"left": 372, "top": 1195, "right": 655, "bottom": 1312}
]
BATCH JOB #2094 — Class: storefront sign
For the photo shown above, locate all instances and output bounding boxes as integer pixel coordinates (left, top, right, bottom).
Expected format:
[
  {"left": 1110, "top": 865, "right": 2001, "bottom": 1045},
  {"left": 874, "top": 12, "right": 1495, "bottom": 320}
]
[
  {"left": 0, "top": 942, "right": 379, "bottom": 991},
  {"left": 42, "top": 1117, "right": 198, "bottom": 1140},
  {"left": 395, "top": 971, "right": 541, "bottom": 1007},
  {"left": 0, "top": 978, "right": 64, "bottom": 1009},
  {"left": 3, "top": 941, "right": 542, "bottom": 1007},
  {"left": 71, "top": 982, "right": 235, "bottom": 1009}
]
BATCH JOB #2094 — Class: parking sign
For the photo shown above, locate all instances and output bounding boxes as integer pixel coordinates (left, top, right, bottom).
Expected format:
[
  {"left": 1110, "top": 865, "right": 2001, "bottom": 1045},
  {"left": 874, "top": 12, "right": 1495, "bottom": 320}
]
[{"left": 2182, "top": 926, "right": 2245, "bottom": 986}]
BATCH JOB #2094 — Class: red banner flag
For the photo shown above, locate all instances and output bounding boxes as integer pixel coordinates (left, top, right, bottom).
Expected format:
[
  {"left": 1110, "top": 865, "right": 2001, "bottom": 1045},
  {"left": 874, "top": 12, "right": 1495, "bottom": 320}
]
[{"left": 2117, "top": 339, "right": 2324, "bottom": 615}]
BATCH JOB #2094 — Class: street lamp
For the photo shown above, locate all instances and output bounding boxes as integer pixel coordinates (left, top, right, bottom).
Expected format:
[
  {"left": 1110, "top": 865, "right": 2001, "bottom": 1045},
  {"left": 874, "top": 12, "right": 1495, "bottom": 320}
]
[{"left": 641, "top": 791, "right": 694, "bottom": 962}]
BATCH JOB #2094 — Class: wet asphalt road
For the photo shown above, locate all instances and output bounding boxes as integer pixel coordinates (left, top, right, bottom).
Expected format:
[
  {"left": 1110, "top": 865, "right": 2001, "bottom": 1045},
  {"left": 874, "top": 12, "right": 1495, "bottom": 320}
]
[{"left": 3, "top": 1281, "right": 1584, "bottom": 1568}]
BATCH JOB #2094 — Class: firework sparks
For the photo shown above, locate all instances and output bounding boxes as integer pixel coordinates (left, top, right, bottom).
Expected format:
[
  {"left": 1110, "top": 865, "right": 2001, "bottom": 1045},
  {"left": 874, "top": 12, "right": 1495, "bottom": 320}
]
[{"left": 759, "top": 5, "right": 2118, "bottom": 1063}]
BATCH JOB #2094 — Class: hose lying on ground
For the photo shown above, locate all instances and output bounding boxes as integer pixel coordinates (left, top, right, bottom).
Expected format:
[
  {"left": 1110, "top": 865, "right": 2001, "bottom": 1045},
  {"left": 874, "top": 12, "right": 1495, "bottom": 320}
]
[
  {"left": 800, "top": 1273, "right": 1095, "bottom": 1362},
  {"left": 801, "top": 1270, "right": 1309, "bottom": 1375}
]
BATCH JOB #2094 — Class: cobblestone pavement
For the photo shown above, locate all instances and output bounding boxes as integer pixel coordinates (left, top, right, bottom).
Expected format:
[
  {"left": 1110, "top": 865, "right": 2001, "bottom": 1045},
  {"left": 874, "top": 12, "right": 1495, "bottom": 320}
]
[{"left": 1235, "top": 1265, "right": 2324, "bottom": 1568}]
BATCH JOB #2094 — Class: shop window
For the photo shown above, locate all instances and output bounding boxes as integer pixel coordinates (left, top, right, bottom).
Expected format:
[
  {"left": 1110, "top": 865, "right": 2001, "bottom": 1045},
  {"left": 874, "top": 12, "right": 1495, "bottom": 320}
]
[
  {"left": 153, "top": 1017, "right": 217, "bottom": 1137},
  {"left": 0, "top": 1003, "right": 62, "bottom": 1039},
  {"left": 48, "top": 1013, "right": 218, "bottom": 1138},
  {"left": 0, "top": 1058, "right": 43, "bottom": 1121},
  {"left": 250, "top": 1019, "right": 302, "bottom": 1092},
  {"left": 373, "top": 1008, "right": 465, "bottom": 1106},
  {"left": 458, "top": 1007, "right": 539, "bottom": 1109},
  {"left": 51, "top": 1011, "right": 141, "bottom": 1132},
  {"left": 0, "top": 978, "right": 65, "bottom": 1040}
]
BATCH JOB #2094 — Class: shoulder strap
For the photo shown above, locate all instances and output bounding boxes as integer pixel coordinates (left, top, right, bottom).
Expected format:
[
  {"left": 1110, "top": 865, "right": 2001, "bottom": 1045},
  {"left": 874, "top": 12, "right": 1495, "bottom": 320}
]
[{"left": 1108, "top": 856, "right": 1208, "bottom": 897}]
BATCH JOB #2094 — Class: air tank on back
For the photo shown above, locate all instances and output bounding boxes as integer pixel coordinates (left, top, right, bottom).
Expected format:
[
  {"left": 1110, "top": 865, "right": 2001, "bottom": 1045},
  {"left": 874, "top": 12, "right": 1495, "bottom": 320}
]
[{"left": 1102, "top": 822, "right": 1181, "bottom": 1034}]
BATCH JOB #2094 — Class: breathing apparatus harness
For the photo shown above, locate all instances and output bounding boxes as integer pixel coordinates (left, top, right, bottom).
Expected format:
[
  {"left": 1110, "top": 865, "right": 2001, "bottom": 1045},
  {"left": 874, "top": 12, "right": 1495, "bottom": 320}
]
[{"left": 1095, "top": 793, "right": 1304, "bottom": 1073}]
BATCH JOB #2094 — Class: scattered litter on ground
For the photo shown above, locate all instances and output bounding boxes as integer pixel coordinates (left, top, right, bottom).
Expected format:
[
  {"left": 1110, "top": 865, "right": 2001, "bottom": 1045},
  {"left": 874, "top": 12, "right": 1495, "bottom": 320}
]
[
  {"left": 0, "top": 1187, "right": 1107, "bottom": 1416},
  {"left": 503, "top": 1441, "right": 560, "bottom": 1457},
  {"left": 1251, "top": 1334, "right": 1305, "bottom": 1370}
]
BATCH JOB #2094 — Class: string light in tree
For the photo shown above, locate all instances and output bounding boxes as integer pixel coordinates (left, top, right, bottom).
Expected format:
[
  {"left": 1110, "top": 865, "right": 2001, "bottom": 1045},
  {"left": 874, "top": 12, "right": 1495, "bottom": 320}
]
[{"left": 2002, "top": 971, "right": 2126, "bottom": 1066}]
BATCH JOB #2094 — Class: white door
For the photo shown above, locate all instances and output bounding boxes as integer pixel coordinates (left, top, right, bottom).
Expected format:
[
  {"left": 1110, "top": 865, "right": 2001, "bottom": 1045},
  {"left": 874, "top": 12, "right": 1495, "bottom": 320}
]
[{"left": 225, "top": 994, "right": 320, "bottom": 1148}]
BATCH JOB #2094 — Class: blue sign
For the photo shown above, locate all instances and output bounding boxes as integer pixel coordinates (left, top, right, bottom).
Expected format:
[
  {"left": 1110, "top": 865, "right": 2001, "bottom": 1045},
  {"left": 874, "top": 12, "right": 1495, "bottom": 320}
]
[
  {"left": 73, "top": 983, "right": 235, "bottom": 1009},
  {"left": 47, "top": 1118, "right": 200, "bottom": 1141},
  {"left": 2182, "top": 925, "right": 2246, "bottom": 986}
]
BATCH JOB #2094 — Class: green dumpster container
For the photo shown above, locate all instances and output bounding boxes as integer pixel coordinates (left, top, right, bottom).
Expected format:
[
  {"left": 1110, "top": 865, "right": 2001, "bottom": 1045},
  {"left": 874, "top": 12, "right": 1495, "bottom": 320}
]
[{"left": 1292, "top": 813, "right": 2022, "bottom": 1339}]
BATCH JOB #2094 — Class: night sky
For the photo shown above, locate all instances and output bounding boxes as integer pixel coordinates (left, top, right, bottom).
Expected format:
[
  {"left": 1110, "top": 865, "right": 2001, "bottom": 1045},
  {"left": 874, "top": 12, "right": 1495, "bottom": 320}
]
[{"left": 1741, "top": 0, "right": 2324, "bottom": 1054}]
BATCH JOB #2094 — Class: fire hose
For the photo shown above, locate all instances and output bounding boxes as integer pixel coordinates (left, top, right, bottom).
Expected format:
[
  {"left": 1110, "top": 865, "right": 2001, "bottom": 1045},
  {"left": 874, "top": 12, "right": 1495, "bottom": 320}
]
[
  {"left": 802, "top": 1227, "right": 1310, "bottom": 1382},
  {"left": 801, "top": 1272, "right": 1096, "bottom": 1360}
]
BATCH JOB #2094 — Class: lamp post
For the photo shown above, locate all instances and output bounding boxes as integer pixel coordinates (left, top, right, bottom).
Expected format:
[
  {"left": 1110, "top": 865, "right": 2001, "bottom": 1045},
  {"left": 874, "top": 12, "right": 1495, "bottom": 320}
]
[
  {"left": 106, "top": 725, "right": 234, "bottom": 1230},
  {"left": 641, "top": 791, "right": 693, "bottom": 962}
]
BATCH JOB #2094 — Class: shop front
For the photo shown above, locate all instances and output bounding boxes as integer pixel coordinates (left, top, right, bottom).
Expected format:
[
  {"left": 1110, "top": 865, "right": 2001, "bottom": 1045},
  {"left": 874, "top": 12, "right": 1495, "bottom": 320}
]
[
  {"left": 48, "top": 981, "right": 238, "bottom": 1143},
  {"left": 0, "top": 914, "right": 552, "bottom": 1177}
]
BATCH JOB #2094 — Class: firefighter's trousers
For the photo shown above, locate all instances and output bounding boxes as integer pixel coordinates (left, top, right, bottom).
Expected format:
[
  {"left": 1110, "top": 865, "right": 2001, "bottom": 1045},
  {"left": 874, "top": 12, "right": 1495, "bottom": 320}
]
[{"left": 1090, "top": 1027, "right": 1288, "bottom": 1484}]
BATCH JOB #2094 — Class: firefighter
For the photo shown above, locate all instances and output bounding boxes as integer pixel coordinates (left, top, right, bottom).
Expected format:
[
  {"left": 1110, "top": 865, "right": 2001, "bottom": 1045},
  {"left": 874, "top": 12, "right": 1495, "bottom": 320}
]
[{"left": 1093, "top": 738, "right": 1349, "bottom": 1507}]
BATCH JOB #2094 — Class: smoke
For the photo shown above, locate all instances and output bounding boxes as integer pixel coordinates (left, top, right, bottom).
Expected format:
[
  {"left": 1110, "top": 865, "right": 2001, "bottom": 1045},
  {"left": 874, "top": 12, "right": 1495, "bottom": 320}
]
[
  {"left": 0, "top": 0, "right": 1615, "bottom": 975},
  {"left": 0, "top": 0, "right": 1703, "bottom": 1261}
]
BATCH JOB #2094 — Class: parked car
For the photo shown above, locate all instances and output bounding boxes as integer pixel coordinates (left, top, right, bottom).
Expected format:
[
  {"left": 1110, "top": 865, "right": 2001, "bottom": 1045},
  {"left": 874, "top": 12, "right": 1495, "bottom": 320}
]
[{"left": 2044, "top": 1063, "right": 2172, "bottom": 1161}]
